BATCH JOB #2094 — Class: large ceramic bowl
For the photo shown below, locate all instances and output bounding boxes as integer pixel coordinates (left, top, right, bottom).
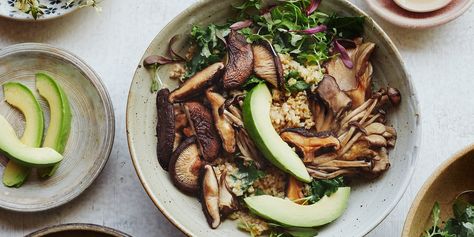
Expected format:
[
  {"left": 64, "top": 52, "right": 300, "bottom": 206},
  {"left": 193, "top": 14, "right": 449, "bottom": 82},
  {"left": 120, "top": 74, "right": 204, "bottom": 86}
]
[
  {"left": 402, "top": 145, "right": 474, "bottom": 237},
  {"left": 126, "top": 0, "right": 421, "bottom": 236},
  {"left": 0, "top": 43, "right": 115, "bottom": 212}
]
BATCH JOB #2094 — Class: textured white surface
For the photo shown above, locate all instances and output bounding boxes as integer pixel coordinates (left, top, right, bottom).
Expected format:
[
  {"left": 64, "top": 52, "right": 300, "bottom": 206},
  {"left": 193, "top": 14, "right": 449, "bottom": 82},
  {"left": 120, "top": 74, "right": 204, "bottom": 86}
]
[{"left": 0, "top": 0, "right": 472, "bottom": 236}]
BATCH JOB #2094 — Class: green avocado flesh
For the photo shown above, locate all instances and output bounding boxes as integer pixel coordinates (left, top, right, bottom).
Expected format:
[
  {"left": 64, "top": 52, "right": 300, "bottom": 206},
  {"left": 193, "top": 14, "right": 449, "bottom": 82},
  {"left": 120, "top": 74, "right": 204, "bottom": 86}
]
[
  {"left": 0, "top": 115, "right": 63, "bottom": 167},
  {"left": 245, "top": 187, "right": 351, "bottom": 227},
  {"left": 36, "top": 73, "right": 72, "bottom": 178},
  {"left": 2, "top": 82, "right": 45, "bottom": 187},
  {"left": 242, "top": 83, "right": 312, "bottom": 183}
]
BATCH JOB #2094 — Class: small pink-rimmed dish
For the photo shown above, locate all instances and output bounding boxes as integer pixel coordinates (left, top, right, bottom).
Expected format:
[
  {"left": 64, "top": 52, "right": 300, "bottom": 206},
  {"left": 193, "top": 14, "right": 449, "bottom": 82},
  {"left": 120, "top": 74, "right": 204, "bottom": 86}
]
[
  {"left": 393, "top": 0, "right": 452, "bottom": 13},
  {"left": 366, "top": 0, "right": 473, "bottom": 29}
]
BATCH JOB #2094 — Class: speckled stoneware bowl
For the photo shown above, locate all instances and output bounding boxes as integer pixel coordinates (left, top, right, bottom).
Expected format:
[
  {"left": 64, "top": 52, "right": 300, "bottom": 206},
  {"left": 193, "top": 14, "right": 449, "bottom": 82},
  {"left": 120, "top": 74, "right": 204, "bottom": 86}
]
[
  {"left": 403, "top": 145, "right": 474, "bottom": 237},
  {"left": 0, "top": 43, "right": 114, "bottom": 212},
  {"left": 126, "top": 0, "right": 421, "bottom": 236},
  {"left": 26, "top": 223, "right": 131, "bottom": 237}
]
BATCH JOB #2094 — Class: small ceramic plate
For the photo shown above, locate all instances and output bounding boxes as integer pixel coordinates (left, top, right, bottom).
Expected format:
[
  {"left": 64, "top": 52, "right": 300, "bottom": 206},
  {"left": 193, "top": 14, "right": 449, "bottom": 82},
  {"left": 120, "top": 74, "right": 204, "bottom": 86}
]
[
  {"left": 26, "top": 223, "right": 131, "bottom": 237},
  {"left": 0, "top": 43, "right": 114, "bottom": 212},
  {"left": 0, "top": 0, "right": 84, "bottom": 21},
  {"left": 127, "top": 0, "right": 421, "bottom": 236},
  {"left": 403, "top": 145, "right": 474, "bottom": 237},
  {"left": 366, "top": 0, "right": 473, "bottom": 29}
]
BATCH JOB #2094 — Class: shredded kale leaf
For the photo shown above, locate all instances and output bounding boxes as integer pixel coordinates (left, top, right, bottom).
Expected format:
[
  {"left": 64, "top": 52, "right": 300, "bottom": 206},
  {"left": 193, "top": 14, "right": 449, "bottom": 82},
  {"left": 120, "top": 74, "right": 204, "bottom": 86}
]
[
  {"left": 185, "top": 24, "right": 230, "bottom": 79},
  {"left": 424, "top": 200, "right": 474, "bottom": 237}
]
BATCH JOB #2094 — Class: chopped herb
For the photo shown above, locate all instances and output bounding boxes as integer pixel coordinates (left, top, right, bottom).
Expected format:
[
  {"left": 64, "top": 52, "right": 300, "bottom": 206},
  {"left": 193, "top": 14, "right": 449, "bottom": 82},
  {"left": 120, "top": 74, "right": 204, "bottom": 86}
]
[
  {"left": 285, "top": 70, "right": 309, "bottom": 93},
  {"left": 185, "top": 24, "right": 230, "bottom": 79},
  {"left": 424, "top": 199, "right": 474, "bottom": 237},
  {"left": 230, "top": 160, "right": 265, "bottom": 194},
  {"left": 269, "top": 223, "right": 319, "bottom": 237},
  {"left": 326, "top": 15, "right": 365, "bottom": 39},
  {"left": 242, "top": 76, "right": 265, "bottom": 90},
  {"left": 296, "top": 177, "right": 345, "bottom": 204}
]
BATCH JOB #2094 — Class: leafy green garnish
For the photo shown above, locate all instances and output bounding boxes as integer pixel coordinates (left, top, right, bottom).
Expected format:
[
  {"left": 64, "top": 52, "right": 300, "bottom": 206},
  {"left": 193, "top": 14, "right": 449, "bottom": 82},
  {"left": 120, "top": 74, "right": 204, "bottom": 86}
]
[
  {"left": 326, "top": 15, "right": 365, "bottom": 39},
  {"left": 424, "top": 200, "right": 474, "bottom": 237},
  {"left": 233, "top": 0, "right": 364, "bottom": 66},
  {"left": 185, "top": 24, "right": 230, "bottom": 79},
  {"left": 296, "top": 177, "right": 345, "bottom": 204},
  {"left": 285, "top": 70, "right": 309, "bottom": 93},
  {"left": 242, "top": 76, "right": 265, "bottom": 90},
  {"left": 231, "top": 160, "right": 266, "bottom": 194},
  {"left": 269, "top": 223, "right": 319, "bottom": 237}
]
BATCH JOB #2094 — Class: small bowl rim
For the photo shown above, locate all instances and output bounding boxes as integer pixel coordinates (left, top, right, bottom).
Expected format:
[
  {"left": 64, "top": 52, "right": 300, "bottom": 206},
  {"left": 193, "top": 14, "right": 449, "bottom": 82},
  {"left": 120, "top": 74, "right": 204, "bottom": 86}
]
[
  {"left": 126, "top": 0, "right": 421, "bottom": 236},
  {"left": 365, "top": 0, "right": 474, "bottom": 29},
  {"left": 0, "top": 43, "right": 115, "bottom": 212},
  {"left": 393, "top": 0, "right": 453, "bottom": 13},
  {"left": 25, "top": 223, "right": 131, "bottom": 237},
  {"left": 402, "top": 143, "right": 474, "bottom": 236}
]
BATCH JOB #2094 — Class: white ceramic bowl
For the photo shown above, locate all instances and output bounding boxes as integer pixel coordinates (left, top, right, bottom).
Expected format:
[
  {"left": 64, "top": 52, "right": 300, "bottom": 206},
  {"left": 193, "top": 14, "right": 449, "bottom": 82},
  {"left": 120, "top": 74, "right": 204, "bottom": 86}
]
[{"left": 126, "top": 0, "right": 421, "bottom": 236}]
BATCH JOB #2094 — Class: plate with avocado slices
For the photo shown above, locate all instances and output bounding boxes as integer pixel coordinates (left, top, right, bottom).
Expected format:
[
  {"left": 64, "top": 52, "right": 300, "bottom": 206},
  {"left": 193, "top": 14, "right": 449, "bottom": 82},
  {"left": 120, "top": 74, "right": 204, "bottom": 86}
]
[{"left": 0, "top": 43, "right": 114, "bottom": 212}]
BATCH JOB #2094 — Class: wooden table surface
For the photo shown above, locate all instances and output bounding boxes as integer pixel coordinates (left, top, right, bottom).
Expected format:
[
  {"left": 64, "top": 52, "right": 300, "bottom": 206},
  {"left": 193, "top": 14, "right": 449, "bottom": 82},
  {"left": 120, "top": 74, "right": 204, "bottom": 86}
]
[{"left": 0, "top": 0, "right": 473, "bottom": 236}]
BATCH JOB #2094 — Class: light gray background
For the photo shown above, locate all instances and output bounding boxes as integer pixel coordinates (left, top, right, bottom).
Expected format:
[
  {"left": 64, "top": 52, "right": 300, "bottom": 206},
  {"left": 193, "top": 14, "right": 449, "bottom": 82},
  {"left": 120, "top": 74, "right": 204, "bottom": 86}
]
[{"left": 0, "top": 0, "right": 472, "bottom": 236}]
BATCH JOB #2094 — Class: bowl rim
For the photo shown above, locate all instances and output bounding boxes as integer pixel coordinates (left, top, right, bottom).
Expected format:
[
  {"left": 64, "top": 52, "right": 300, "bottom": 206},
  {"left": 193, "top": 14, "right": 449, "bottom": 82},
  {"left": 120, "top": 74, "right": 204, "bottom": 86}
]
[
  {"left": 402, "top": 144, "right": 474, "bottom": 236},
  {"left": 365, "top": 0, "right": 473, "bottom": 29},
  {"left": 0, "top": 3, "right": 82, "bottom": 22},
  {"left": 0, "top": 43, "right": 115, "bottom": 212},
  {"left": 126, "top": 0, "right": 421, "bottom": 236},
  {"left": 25, "top": 223, "right": 131, "bottom": 237}
]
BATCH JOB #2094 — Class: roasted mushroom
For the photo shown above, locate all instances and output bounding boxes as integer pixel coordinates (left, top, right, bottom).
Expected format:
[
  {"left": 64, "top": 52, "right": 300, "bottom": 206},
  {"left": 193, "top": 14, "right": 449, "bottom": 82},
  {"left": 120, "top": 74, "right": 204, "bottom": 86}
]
[
  {"left": 252, "top": 40, "right": 284, "bottom": 89},
  {"left": 218, "top": 171, "right": 238, "bottom": 217},
  {"left": 184, "top": 101, "right": 222, "bottom": 161},
  {"left": 286, "top": 176, "right": 305, "bottom": 204},
  {"left": 387, "top": 87, "right": 401, "bottom": 106},
  {"left": 169, "top": 136, "right": 202, "bottom": 194},
  {"left": 206, "top": 89, "right": 236, "bottom": 153},
  {"left": 326, "top": 40, "right": 375, "bottom": 108},
  {"left": 280, "top": 128, "right": 340, "bottom": 163},
  {"left": 222, "top": 30, "right": 254, "bottom": 90},
  {"left": 316, "top": 75, "right": 352, "bottom": 118},
  {"left": 156, "top": 88, "right": 175, "bottom": 170},
  {"left": 169, "top": 62, "right": 224, "bottom": 102},
  {"left": 201, "top": 165, "right": 221, "bottom": 229}
]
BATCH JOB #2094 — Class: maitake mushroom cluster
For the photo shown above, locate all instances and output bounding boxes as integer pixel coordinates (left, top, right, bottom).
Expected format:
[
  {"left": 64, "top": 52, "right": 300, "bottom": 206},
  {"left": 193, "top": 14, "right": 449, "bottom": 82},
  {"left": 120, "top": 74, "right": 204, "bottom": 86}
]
[
  {"left": 148, "top": 30, "right": 401, "bottom": 229},
  {"left": 292, "top": 38, "right": 401, "bottom": 180}
]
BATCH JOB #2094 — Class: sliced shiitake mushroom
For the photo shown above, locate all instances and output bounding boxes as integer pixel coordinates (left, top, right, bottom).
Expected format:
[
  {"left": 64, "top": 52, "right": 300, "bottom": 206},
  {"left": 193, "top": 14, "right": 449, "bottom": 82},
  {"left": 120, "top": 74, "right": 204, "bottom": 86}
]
[
  {"left": 218, "top": 171, "right": 238, "bottom": 217},
  {"left": 201, "top": 165, "right": 221, "bottom": 229},
  {"left": 156, "top": 88, "right": 175, "bottom": 170},
  {"left": 169, "top": 136, "right": 202, "bottom": 194},
  {"left": 252, "top": 40, "right": 284, "bottom": 89},
  {"left": 169, "top": 62, "right": 224, "bottom": 102},
  {"left": 206, "top": 89, "right": 236, "bottom": 153},
  {"left": 316, "top": 75, "right": 352, "bottom": 117},
  {"left": 286, "top": 176, "right": 305, "bottom": 204},
  {"left": 183, "top": 101, "right": 222, "bottom": 161},
  {"left": 222, "top": 30, "right": 253, "bottom": 90}
]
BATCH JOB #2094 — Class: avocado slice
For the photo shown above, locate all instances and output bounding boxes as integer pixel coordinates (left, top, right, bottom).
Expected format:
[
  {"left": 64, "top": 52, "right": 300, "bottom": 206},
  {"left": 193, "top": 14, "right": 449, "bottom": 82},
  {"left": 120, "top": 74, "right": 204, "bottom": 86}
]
[
  {"left": 35, "top": 73, "right": 72, "bottom": 178},
  {"left": 244, "top": 187, "right": 351, "bottom": 227},
  {"left": 0, "top": 115, "right": 63, "bottom": 167},
  {"left": 2, "top": 82, "right": 45, "bottom": 187},
  {"left": 242, "top": 83, "right": 311, "bottom": 183}
]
